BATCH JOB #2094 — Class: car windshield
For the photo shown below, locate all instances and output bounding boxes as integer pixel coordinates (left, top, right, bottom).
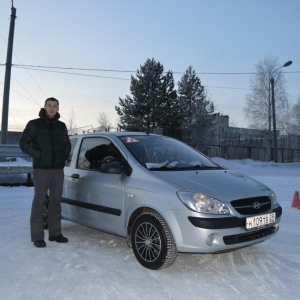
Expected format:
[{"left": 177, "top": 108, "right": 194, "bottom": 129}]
[{"left": 118, "top": 135, "right": 222, "bottom": 171}]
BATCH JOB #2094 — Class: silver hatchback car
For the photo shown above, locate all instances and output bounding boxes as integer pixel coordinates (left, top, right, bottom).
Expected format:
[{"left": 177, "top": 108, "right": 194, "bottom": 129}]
[{"left": 61, "top": 132, "right": 282, "bottom": 270}]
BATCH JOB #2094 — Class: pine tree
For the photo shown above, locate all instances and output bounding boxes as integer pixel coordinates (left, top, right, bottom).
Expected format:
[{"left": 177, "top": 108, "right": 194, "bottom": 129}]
[
  {"left": 115, "top": 58, "right": 179, "bottom": 134},
  {"left": 177, "top": 66, "right": 214, "bottom": 147}
]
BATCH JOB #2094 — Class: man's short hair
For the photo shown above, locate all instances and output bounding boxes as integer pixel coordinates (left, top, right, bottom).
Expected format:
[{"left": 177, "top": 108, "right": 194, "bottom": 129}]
[{"left": 45, "top": 97, "right": 59, "bottom": 106}]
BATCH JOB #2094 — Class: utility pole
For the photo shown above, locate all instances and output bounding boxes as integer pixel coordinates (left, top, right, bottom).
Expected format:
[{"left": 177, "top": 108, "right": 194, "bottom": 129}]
[
  {"left": 270, "top": 77, "right": 276, "bottom": 162},
  {"left": 1, "top": 2, "right": 17, "bottom": 144},
  {"left": 270, "top": 60, "right": 292, "bottom": 162}
]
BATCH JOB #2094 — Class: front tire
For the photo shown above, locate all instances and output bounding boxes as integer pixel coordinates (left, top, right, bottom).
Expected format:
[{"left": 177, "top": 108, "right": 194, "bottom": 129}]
[{"left": 131, "top": 212, "right": 178, "bottom": 270}]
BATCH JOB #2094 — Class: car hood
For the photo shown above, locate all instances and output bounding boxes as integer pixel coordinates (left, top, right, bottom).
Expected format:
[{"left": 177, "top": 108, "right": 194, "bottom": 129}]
[{"left": 153, "top": 169, "right": 271, "bottom": 202}]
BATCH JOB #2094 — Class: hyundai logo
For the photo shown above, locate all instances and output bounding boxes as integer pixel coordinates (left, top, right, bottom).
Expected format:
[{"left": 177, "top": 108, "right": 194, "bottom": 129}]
[{"left": 252, "top": 202, "right": 261, "bottom": 209}]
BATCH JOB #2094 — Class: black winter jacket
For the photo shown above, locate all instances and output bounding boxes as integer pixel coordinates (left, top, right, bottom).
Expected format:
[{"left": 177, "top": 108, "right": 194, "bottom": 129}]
[{"left": 19, "top": 109, "right": 71, "bottom": 169}]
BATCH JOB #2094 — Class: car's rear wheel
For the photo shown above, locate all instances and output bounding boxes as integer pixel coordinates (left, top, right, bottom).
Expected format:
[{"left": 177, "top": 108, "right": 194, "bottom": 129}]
[{"left": 131, "top": 212, "right": 178, "bottom": 270}]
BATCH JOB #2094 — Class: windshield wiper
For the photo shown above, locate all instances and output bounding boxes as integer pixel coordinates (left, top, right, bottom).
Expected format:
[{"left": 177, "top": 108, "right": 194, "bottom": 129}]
[
  {"left": 189, "top": 165, "right": 223, "bottom": 170},
  {"left": 148, "top": 166, "right": 178, "bottom": 171},
  {"left": 150, "top": 165, "right": 222, "bottom": 171}
]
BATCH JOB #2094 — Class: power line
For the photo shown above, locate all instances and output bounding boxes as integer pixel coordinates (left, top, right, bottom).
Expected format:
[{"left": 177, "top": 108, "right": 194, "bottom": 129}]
[
  {"left": 0, "top": 80, "right": 40, "bottom": 106},
  {"left": 205, "top": 85, "right": 249, "bottom": 91},
  {"left": 1, "top": 63, "right": 297, "bottom": 113},
  {"left": 7, "top": 64, "right": 261, "bottom": 75},
  {"left": 10, "top": 76, "right": 42, "bottom": 106},
  {"left": 13, "top": 64, "right": 136, "bottom": 73},
  {"left": 2, "top": 63, "right": 299, "bottom": 81},
  {"left": 11, "top": 66, "right": 131, "bottom": 81},
  {"left": 8, "top": 64, "right": 300, "bottom": 75},
  {"left": 0, "top": 33, "right": 48, "bottom": 102},
  {"left": 9, "top": 66, "right": 252, "bottom": 90}
]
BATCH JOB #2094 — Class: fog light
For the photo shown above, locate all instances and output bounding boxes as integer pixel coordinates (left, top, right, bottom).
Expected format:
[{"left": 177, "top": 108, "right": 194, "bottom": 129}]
[{"left": 206, "top": 233, "right": 215, "bottom": 246}]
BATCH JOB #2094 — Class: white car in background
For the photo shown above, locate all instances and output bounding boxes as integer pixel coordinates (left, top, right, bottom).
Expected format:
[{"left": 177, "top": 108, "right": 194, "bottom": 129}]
[{"left": 61, "top": 132, "right": 282, "bottom": 270}]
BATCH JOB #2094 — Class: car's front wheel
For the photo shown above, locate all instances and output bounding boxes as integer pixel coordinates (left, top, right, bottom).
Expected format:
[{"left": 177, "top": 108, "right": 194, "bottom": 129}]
[{"left": 131, "top": 212, "right": 178, "bottom": 270}]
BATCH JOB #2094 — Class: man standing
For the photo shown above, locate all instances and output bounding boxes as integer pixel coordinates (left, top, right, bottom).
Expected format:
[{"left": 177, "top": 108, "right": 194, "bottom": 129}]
[{"left": 20, "top": 97, "right": 71, "bottom": 248}]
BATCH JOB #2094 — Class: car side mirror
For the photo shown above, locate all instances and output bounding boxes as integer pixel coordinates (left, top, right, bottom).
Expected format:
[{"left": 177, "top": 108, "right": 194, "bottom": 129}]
[{"left": 100, "top": 156, "right": 123, "bottom": 174}]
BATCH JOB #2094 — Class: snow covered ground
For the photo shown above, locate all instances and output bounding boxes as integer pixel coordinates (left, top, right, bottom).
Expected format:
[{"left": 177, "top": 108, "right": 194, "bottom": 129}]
[{"left": 0, "top": 158, "right": 300, "bottom": 300}]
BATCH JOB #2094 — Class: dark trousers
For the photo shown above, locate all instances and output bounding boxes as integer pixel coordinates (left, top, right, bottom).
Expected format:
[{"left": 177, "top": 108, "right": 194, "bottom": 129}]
[{"left": 30, "top": 169, "right": 64, "bottom": 242}]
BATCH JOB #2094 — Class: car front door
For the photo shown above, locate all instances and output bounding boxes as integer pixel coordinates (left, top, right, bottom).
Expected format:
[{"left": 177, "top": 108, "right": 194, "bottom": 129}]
[{"left": 64, "top": 137, "right": 126, "bottom": 235}]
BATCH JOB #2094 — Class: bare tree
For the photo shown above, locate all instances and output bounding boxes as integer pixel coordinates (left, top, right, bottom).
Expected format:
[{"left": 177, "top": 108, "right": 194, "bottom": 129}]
[
  {"left": 67, "top": 107, "right": 77, "bottom": 135},
  {"left": 97, "top": 112, "right": 111, "bottom": 132},
  {"left": 244, "top": 55, "right": 290, "bottom": 151},
  {"left": 290, "top": 96, "right": 300, "bottom": 134}
]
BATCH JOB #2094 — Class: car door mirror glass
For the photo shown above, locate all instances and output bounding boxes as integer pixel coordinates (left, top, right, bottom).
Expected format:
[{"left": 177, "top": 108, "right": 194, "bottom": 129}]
[{"left": 103, "top": 156, "right": 116, "bottom": 163}]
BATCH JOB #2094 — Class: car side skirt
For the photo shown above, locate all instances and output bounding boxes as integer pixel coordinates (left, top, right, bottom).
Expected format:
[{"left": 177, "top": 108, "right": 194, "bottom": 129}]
[{"left": 61, "top": 197, "right": 122, "bottom": 216}]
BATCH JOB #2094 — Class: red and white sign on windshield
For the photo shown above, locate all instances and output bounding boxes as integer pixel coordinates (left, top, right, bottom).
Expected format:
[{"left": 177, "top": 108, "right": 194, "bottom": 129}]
[{"left": 126, "top": 137, "right": 140, "bottom": 143}]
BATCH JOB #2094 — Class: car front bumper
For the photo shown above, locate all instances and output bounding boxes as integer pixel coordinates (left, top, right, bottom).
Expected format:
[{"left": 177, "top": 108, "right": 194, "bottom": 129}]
[{"left": 163, "top": 205, "right": 282, "bottom": 253}]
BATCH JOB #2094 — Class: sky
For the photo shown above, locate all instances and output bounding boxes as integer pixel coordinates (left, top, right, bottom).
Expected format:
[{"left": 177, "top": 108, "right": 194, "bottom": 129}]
[
  {"left": 0, "top": 0, "right": 300, "bottom": 132},
  {"left": 0, "top": 157, "right": 300, "bottom": 299}
]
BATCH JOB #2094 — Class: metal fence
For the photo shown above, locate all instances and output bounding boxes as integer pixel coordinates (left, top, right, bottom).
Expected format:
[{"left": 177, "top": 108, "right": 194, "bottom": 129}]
[
  {"left": 198, "top": 132, "right": 300, "bottom": 162},
  {"left": 0, "top": 144, "right": 32, "bottom": 162}
]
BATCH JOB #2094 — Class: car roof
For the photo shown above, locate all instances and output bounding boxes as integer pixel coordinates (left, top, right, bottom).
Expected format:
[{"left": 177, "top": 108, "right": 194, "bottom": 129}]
[{"left": 70, "top": 131, "right": 159, "bottom": 139}]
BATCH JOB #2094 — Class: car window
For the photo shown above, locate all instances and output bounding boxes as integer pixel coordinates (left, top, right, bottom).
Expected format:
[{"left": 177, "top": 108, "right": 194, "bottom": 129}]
[
  {"left": 119, "top": 135, "right": 221, "bottom": 170},
  {"left": 65, "top": 137, "right": 78, "bottom": 167},
  {"left": 77, "top": 137, "right": 121, "bottom": 171}
]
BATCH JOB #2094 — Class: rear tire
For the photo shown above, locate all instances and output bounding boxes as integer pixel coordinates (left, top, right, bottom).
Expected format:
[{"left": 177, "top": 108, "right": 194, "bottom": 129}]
[{"left": 131, "top": 212, "right": 178, "bottom": 270}]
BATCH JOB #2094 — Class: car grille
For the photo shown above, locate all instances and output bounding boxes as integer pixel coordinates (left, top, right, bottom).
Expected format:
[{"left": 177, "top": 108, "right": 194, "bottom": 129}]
[
  {"left": 223, "top": 226, "right": 277, "bottom": 245},
  {"left": 231, "top": 196, "right": 271, "bottom": 215}
]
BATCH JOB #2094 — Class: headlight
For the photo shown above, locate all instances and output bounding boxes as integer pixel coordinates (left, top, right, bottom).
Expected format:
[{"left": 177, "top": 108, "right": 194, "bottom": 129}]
[
  {"left": 177, "top": 191, "right": 230, "bottom": 214},
  {"left": 270, "top": 191, "right": 277, "bottom": 205}
]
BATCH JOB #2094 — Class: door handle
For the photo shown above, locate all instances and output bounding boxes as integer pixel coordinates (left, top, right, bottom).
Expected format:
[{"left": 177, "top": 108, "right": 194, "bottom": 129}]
[{"left": 71, "top": 173, "right": 80, "bottom": 179}]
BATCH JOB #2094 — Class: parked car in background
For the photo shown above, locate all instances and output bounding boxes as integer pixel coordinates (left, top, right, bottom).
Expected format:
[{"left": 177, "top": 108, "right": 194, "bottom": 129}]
[{"left": 61, "top": 132, "right": 282, "bottom": 270}]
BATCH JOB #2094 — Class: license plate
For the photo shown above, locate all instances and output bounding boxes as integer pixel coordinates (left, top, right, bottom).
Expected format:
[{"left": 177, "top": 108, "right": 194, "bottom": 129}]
[{"left": 246, "top": 212, "right": 276, "bottom": 230}]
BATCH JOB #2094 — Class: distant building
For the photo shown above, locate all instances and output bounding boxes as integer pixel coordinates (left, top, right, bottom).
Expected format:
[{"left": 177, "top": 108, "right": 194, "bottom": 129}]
[{"left": 209, "top": 113, "right": 269, "bottom": 138}]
